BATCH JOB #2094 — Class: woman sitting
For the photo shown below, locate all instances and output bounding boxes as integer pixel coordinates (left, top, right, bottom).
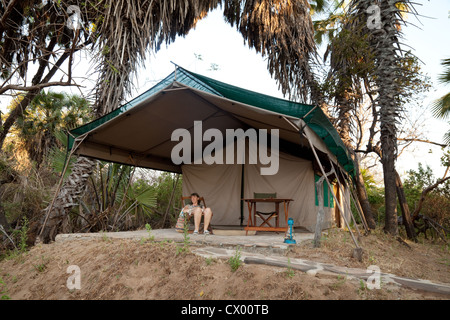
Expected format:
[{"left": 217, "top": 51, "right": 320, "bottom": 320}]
[{"left": 182, "top": 192, "right": 213, "bottom": 235}]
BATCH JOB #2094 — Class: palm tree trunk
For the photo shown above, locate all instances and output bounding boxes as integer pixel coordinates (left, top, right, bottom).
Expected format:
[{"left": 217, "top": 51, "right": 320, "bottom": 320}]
[
  {"left": 351, "top": 0, "right": 409, "bottom": 236},
  {"left": 376, "top": 0, "right": 401, "bottom": 236},
  {"left": 38, "top": 156, "right": 95, "bottom": 243}
]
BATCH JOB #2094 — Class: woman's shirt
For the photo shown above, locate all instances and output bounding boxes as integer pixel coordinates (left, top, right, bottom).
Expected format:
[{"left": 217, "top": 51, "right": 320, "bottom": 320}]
[{"left": 182, "top": 204, "right": 204, "bottom": 217}]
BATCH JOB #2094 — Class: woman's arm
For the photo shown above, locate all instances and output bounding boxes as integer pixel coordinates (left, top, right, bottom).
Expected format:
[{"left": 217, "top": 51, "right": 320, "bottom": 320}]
[{"left": 183, "top": 205, "right": 193, "bottom": 215}]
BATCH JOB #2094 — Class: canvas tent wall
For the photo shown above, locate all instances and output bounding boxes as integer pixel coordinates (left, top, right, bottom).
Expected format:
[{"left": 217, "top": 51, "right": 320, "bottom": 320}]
[
  {"left": 182, "top": 151, "right": 340, "bottom": 231},
  {"left": 66, "top": 66, "right": 354, "bottom": 231}
]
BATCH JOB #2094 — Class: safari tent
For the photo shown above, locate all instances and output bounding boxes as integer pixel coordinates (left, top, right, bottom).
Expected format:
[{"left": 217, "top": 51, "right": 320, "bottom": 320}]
[{"left": 66, "top": 66, "right": 356, "bottom": 232}]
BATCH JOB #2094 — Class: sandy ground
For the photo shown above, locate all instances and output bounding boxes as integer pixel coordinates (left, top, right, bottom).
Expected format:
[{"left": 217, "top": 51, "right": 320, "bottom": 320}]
[{"left": 0, "top": 227, "right": 449, "bottom": 300}]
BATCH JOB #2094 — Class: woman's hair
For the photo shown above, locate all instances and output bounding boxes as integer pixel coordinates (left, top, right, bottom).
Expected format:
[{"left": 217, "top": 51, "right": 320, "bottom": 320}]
[{"left": 190, "top": 192, "right": 200, "bottom": 198}]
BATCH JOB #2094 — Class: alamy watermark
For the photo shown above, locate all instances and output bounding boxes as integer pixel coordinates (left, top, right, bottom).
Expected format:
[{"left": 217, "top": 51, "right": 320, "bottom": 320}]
[
  {"left": 366, "top": 4, "right": 382, "bottom": 30},
  {"left": 171, "top": 121, "right": 279, "bottom": 175},
  {"left": 66, "top": 5, "right": 82, "bottom": 30},
  {"left": 366, "top": 265, "right": 381, "bottom": 290},
  {"left": 66, "top": 265, "right": 81, "bottom": 290}
]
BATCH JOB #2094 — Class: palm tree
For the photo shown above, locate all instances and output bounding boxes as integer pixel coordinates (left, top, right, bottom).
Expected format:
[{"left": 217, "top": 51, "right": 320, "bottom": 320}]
[
  {"left": 432, "top": 58, "right": 450, "bottom": 145},
  {"left": 346, "top": 0, "right": 418, "bottom": 235},
  {"left": 38, "top": 0, "right": 319, "bottom": 243},
  {"left": 11, "top": 91, "right": 92, "bottom": 168},
  {"left": 314, "top": 2, "right": 378, "bottom": 229}
]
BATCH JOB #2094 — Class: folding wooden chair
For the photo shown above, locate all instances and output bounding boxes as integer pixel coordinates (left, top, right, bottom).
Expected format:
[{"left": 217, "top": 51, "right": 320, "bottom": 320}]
[{"left": 253, "top": 192, "right": 279, "bottom": 228}]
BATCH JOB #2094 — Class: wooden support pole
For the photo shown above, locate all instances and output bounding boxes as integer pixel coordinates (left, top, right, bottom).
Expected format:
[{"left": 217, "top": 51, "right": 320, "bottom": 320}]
[
  {"left": 281, "top": 116, "right": 363, "bottom": 260},
  {"left": 350, "top": 187, "right": 370, "bottom": 233},
  {"left": 161, "top": 173, "right": 180, "bottom": 228},
  {"left": 314, "top": 176, "right": 325, "bottom": 247},
  {"left": 305, "top": 136, "right": 360, "bottom": 248},
  {"left": 328, "top": 159, "right": 363, "bottom": 239}
]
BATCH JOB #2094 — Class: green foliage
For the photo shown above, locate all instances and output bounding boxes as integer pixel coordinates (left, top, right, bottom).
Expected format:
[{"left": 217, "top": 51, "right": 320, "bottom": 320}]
[
  {"left": 153, "top": 172, "right": 183, "bottom": 225},
  {"left": 1, "top": 89, "right": 182, "bottom": 238},
  {"left": 81, "top": 163, "right": 158, "bottom": 231},
  {"left": 361, "top": 169, "right": 385, "bottom": 222},
  {"left": 286, "top": 258, "right": 295, "bottom": 278},
  {"left": 9, "top": 91, "right": 92, "bottom": 167},
  {"left": 228, "top": 246, "right": 242, "bottom": 272},
  {"left": 431, "top": 58, "right": 450, "bottom": 144},
  {"left": 144, "top": 223, "right": 154, "bottom": 241},
  {"left": 204, "top": 257, "right": 216, "bottom": 266},
  {"left": 405, "top": 163, "right": 450, "bottom": 200},
  {"left": 16, "top": 217, "right": 29, "bottom": 253},
  {"left": 32, "top": 255, "right": 49, "bottom": 273},
  {"left": 176, "top": 220, "right": 190, "bottom": 256},
  {"left": 0, "top": 277, "right": 10, "bottom": 300}
]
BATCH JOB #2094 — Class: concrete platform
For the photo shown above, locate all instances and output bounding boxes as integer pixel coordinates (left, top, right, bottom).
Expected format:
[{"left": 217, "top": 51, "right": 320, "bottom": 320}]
[{"left": 55, "top": 228, "right": 313, "bottom": 253}]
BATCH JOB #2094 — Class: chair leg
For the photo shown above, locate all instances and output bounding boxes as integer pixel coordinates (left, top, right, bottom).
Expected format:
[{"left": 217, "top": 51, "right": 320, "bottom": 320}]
[{"left": 256, "top": 214, "right": 275, "bottom": 228}]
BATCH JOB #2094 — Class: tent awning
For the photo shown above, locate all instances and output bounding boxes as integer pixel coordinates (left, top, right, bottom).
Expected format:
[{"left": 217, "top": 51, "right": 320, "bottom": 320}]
[{"left": 68, "top": 67, "right": 354, "bottom": 175}]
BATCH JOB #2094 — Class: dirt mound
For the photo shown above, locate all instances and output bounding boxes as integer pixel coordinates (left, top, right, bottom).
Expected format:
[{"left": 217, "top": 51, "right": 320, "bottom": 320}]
[{"left": 1, "top": 228, "right": 449, "bottom": 300}]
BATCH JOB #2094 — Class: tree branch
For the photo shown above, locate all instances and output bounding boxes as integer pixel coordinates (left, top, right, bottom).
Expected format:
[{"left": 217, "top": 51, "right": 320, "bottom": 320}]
[
  {"left": 0, "top": 81, "right": 80, "bottom": 95},
  {"left": 398, "top": 138, "right": 447, "bottom": 148},
  {"left": 0, "top": 50, "right": 72, "bottom": 148},
  {"left": 0, "top": 0, "right": 21, "bottom": 35},
  {"left": 412, "top": 173, "right": 450, "bottom": 219}
]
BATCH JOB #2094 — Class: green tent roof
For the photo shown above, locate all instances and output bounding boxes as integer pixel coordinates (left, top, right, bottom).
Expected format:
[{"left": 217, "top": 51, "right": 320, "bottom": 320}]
[{"left": 69, "top": 66, "right": 354, "bottom": 175}]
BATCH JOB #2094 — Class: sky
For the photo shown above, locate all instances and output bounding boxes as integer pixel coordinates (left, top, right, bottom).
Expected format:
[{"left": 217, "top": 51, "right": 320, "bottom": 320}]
[
  {"left": 397, "top": 0, "right": 450, "bottom": 178},
  {"left": 1, "top": 0, "right": 449, "bottom": 182}
]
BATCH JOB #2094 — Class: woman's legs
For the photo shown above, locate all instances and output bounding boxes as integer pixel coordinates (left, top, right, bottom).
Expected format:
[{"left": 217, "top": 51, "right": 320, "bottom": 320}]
[
  {"left": 192, "top": 207, "right": 203, "bottom": 232},
  {"left": 203, "top": 207, "right": 213, "bottom": 232},
  {"left": 192, "top": 207, "right": 213, "bottom": 233}
]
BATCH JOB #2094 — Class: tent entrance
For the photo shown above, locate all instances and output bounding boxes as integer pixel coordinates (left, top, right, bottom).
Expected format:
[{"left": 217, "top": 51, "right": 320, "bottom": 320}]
[{"left": 58, "top": 66, "right": 360, "bottom": 237}]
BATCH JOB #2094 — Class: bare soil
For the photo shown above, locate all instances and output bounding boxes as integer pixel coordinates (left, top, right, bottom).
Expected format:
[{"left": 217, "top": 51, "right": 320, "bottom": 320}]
[{"left": 0, "top": 227, "right": 449, "bottom": 300}]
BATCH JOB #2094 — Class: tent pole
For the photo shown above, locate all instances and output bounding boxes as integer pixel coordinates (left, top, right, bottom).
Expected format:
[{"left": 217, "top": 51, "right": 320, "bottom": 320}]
[
  {"left": 350, "top": 187, "right": 370, "bottom": 233},
  {"left": 240, "top": 164, "right": 245, "bottom": 226},
  {"left": 314, "top": 175, "right": 326, "bottom": 247},
  {"left": 283, "top": 117, "right": 363, "bottom": 261},
  {"left": 328, "top": 159, "right": 363, "bottom": 240},
  {"left": 281, "top": 115, "right": 361, "bottom": 249},
  {"left": 170, "top": 61, "right": 178, "bottom": 80},
  {"left": 314, "top": 170, "right": 334, "bottom": 247},
  {"left": 161, "top": 173, "right": 180, "bottom": 228},
  {"left": 306, "top": 137, "right": 360, "bottom": 249},
  {"left": 348, "top": 191, "right": 362, "bottom": 239}
]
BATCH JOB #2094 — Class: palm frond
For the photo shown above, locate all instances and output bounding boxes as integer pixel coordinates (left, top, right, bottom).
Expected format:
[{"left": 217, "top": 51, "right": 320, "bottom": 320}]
[
  {"left": 223, "top": 0, "right": 318, "bottom": 102},
  {"left": 438, "top": 58, "right": 450, "bottom": 85},
  {"left": 91, "top": 0, "right": 221, "bottom": 115},
  {"left": 444, "top": 127, "right": 450, "bottom": 147},
  {"left": 431, "top": 92, "right": 450, "bottom": 120},
  {"left": 135, "top": 187, "right": 158, "bottom": 209}
]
